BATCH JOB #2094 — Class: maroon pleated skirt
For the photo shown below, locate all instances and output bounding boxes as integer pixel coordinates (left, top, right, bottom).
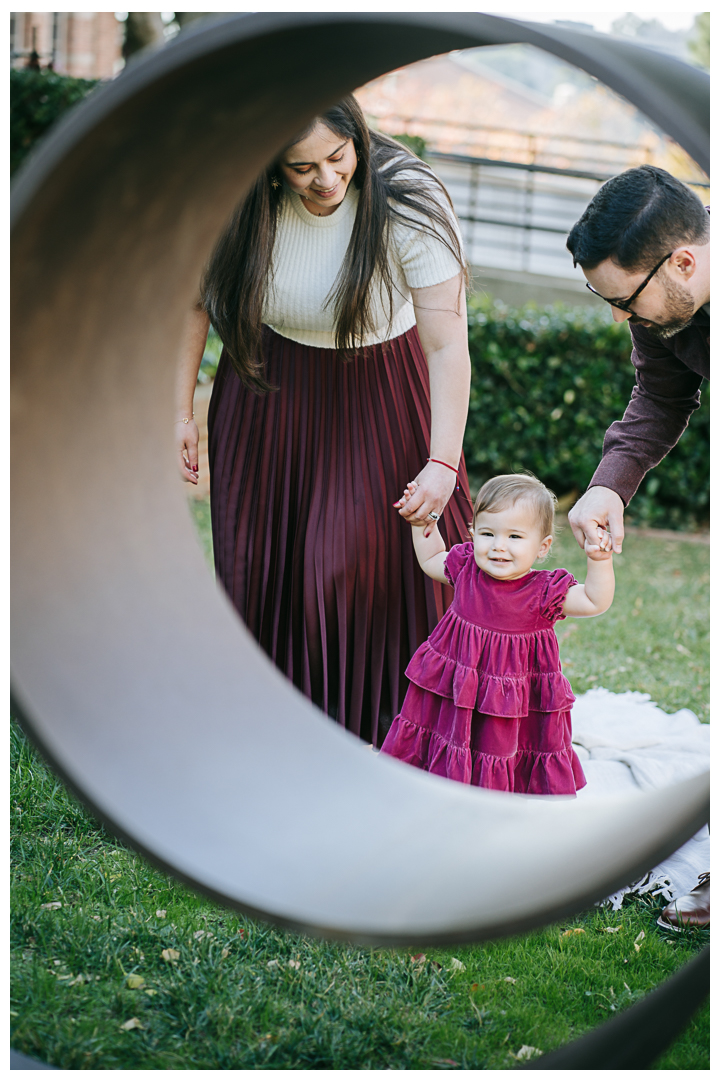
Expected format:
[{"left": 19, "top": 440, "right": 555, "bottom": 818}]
[{"left": 207, "top": 325, "right": 472, "bottom": 747}]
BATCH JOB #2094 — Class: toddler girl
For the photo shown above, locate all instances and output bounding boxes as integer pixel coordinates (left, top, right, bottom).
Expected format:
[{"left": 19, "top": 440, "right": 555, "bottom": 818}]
[{"left": 382, "top": 473, "right": 615, "bottom": 795}]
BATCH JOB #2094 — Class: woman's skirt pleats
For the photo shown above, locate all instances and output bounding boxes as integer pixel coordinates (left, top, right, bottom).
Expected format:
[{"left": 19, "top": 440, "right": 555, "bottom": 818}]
[{"left": 207, "top": 325, "right": 472, "bottom": 746}]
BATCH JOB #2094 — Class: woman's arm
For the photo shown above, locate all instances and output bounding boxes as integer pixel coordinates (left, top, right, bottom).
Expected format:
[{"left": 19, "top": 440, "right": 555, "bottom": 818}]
[
  {"left": 396, "top": 273, "right": 470, "bottom": 532},
  {"left": 563, "top": 541, "right": 615, "bottom": 618},
  {"left": 175, "top": 307, "right": 210, "bottom": 484}
]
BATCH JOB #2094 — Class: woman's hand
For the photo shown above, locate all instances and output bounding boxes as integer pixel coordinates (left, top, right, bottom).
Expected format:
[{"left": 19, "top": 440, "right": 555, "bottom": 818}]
[
  {"left": 176, "top": 418, "right": 200, "bottom": 484},
  {"left": 394, "top": 463, "right": 456, "bottom": 537}
]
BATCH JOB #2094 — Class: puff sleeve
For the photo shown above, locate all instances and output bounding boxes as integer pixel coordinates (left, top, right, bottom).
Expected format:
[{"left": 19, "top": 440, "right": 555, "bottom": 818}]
[
  {"left": 443, "top": 542, "right": 475, "bottom": 587},
  {"left": 539, "top": 568, "right": 579, "bottom": 623}
]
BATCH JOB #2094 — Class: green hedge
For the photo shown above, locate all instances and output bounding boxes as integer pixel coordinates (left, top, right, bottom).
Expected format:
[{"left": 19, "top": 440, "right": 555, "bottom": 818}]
[
  {"left": 464, "top": 296, "right": 709, "bottom": 529},
  {"left": 10, "top": 68, "right": 98, "bottom": 175}
]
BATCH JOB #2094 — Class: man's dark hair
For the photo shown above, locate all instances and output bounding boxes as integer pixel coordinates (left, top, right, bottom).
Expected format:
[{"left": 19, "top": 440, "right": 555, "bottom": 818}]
[{"left": 567, "top": 165, "right": 709, "bottom": 272}]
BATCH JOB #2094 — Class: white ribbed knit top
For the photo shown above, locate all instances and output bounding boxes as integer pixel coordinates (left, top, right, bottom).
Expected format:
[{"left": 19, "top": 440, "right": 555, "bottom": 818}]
[{"left": 263, "top": 179, "right": 463, "bottom": 349}]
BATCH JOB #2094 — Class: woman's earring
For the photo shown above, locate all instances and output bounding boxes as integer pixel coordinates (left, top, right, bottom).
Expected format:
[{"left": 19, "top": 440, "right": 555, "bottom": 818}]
[{"left": 270, "top": 175, "right": 281, "bottom": 190}]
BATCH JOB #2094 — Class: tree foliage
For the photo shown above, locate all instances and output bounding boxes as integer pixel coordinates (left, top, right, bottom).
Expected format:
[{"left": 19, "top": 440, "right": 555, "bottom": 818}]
[
  {"left": 688, "top": 12, "right": 710, "bottom": 70},
  {"left": 10, "top": 68, "right": 97, "bottom": 176}
]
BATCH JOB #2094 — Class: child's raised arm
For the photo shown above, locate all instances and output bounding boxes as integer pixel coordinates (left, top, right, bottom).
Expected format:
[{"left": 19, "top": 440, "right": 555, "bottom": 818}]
[
  {"left": 412, "top": 524, "right": 449, "bottom": 583},
  {"left": 396, "top": 480, "right": 450, "bottom": 583},
  {"left": 563, "top": 527, "right": 615, "bottom": 618}
]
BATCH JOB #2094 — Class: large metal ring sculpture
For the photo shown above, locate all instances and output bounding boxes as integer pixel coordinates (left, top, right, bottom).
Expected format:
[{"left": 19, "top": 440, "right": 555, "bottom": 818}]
[{"left": 12, "top": 12, "right": 709, "bottom": 1067}]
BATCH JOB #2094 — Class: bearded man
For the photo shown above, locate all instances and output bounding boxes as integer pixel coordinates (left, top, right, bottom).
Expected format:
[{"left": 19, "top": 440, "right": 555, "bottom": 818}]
[{"left": 566, "top": 165, "right": 709, "bottom": 930}]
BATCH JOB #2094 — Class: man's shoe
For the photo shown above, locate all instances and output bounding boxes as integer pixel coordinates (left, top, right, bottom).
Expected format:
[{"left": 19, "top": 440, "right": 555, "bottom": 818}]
[{"left": 657, "top": 872, "right": 710, "bottom": 931}]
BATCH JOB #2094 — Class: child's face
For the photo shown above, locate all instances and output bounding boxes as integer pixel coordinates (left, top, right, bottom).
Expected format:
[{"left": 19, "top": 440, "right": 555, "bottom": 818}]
[{"left": 471, "top": 501, "right": 552, "bottom": 581}]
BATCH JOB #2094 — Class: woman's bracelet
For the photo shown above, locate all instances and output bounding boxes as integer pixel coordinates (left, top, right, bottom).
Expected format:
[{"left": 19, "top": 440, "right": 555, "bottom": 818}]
[
  {"left": 427, "top": 457, "right": 459, "bottom": 475},
  {"left": 175, "top": 414, "right": 195, "bottom": 425}
]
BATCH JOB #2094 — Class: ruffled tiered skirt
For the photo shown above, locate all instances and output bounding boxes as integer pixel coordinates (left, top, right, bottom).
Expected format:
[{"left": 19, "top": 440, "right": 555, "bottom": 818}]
[
  {"left": 382, "top": 622, "right": 587, "bottom": 795},
  {"left": 207, "top": 325, "right": 472, "bottom": 747}
]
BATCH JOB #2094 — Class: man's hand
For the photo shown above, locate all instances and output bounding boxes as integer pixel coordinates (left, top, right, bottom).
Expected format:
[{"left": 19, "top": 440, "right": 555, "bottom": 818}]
[{"left": 568, "top": 486, "right": 625, "bottom": 555}]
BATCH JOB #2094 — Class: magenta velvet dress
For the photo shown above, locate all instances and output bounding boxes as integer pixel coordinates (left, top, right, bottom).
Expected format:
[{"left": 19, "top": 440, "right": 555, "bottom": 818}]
[{"left": 381, "top": 542, "right": 587, "bottom": 795}]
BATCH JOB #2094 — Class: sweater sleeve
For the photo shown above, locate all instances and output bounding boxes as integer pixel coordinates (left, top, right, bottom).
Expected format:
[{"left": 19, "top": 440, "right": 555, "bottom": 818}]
[
  {"left": 588, "top": 325, "right": 704, "bottom": 505},
  {"left": 390, "top": 180, "right": 465, "bottom": 290}
]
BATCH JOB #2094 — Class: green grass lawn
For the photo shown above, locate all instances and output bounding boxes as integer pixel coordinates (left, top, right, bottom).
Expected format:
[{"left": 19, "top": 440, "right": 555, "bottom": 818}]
[{"left": 10, "top": 501, "right": 708, "bottom": 1069}]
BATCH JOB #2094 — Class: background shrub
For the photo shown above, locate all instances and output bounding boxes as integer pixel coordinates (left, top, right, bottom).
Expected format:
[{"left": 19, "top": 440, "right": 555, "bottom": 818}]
[
  {"left": 464, "top": 295, "right": 709, "bottom": 529},
  {"left": 10, "top": 68, "right": 98, "bottom": 175}
]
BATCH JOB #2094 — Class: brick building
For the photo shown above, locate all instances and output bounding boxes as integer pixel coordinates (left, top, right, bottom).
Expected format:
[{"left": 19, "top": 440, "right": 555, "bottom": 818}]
[{"left": 10, "top": 12, "right": 123, "bottom": 78}]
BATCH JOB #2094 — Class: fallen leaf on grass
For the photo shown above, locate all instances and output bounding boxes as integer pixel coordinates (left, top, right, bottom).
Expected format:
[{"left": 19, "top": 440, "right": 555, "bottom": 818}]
[
  {"left": 221, "top": 948, "right": 231, "bottom": 959},
  {"left": 120, "top": 1018, "right": 143, "bottom": 1031},
  {"left": 40, "top": 902, "right": 62, "bottom": 910},
  {"left": 161, "top": 948, "right": 180, "bottom": 962},
  {"left": 288, "top": 959, "right": 301, "bottom": 970},
  {"left": 91, "top": 915, "right": 101, "bottom": 922},
  {"left": 509, "top": 1045, "right": 543, "bottom": 1061},
  {"left": 144, "top": 989, "right": 158, "bottom": 997},
  {"left": 411, "top": 953, "right": 426, "bottom": 964},
  {"left": 634, "top": 931, "right": 645, "bottom": 952},
  {"left": 266, "top": 959, "right": 281, "bottom": 969},
  {"left": 676, "top": 644, "right": 691, "bottom": 656},
  {"left": 67, "top": 974, "right": 85, "bottom": 987},
  {"left": 126, "top": 974, "right": 145, "bottom": 989},
  {"left": 155, "top": 909, "right": 167, "bottom": 918},
  {"left": 448, "top": 957, "right": 466, "bottom": 971},
  {"left": 503, "top": 977, "right": 517, "bottom": 984},
  {"left": 601, "top": 926, "right": 622, "bottom": 933},
  {"left": 561, "top": 928, "right": 585, "bottom": 937}
]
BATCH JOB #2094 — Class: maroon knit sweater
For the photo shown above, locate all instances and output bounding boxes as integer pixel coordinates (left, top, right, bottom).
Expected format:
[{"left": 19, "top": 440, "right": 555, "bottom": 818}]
[{"left": 588, "top": 306, "right": 709, "bottom": 505}]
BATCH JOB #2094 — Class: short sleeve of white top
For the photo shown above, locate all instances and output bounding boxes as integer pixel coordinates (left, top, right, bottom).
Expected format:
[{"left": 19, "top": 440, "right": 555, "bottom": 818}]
[{"left": 263, "top": 173, "right": 464, "bottom": 349}]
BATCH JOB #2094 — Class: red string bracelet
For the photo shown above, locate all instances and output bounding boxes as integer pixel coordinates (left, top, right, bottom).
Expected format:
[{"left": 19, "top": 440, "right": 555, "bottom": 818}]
[
  {"left": 427, "top": 457, "right": 460, "bottom": 491},
  {"left": 428, "top": 457, "right": 458, "bottom": 474}
]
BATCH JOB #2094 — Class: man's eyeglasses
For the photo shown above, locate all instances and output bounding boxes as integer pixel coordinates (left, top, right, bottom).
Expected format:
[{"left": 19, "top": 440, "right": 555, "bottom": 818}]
[{"left": 585, "top": 251, "right": 673, "bottom": 314}]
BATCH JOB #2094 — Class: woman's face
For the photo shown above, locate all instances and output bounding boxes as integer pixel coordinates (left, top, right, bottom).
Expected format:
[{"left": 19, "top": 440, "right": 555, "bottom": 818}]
[{"left": 279, "top": 122, "right": 358, "bottom": 216}]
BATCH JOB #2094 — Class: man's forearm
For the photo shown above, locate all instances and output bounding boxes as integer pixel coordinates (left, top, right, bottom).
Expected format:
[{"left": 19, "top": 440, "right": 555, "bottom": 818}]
[{"left": 589, "top": 382, "right": 701, "bottom": 504}]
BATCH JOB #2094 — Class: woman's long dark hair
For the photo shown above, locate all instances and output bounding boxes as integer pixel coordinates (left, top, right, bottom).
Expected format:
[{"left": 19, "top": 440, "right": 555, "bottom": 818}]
[{"left": 201, "top": 95, "right": 468, "bottom": 392}]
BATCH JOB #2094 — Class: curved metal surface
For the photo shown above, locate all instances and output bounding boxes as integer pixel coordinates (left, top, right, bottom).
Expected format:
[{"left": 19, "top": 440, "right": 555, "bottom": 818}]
[{"left": 11, "top": 12, "right": 709, "bottom": 945}]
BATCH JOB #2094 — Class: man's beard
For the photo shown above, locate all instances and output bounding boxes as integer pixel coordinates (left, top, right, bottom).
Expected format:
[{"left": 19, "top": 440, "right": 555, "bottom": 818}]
[{"left": 631, "top": 276, "right": 696, "bottom": 340}]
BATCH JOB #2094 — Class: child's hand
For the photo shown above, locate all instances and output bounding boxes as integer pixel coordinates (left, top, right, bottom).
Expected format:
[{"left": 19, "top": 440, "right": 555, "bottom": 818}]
[
  {"left": 585, "top": 526, "right": 613, "bottom": 561},
  {"left": 393, "top": 479, "right": 419, "bottom": 511}
]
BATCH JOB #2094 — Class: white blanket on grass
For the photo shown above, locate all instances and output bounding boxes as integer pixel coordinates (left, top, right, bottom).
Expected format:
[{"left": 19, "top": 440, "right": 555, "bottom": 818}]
[{"left": 571, "top": 688, "right": 709, "bottom": 909}]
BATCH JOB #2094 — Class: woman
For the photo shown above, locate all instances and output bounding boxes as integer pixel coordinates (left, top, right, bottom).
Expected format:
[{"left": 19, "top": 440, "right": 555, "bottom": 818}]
[{"left": 175, "top": 95, "right": 473, "bottom": 747}]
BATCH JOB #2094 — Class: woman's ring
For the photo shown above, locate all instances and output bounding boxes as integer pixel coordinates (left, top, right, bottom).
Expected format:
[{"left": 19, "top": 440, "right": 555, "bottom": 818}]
[{"left": 428, "top": 511, "right": 440, "bottom": 521}]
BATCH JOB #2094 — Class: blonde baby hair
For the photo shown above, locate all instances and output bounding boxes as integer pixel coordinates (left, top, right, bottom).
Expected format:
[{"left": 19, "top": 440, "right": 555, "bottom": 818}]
[{"left": 472, "top": 473, "right": 557, "bottom": 545}]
